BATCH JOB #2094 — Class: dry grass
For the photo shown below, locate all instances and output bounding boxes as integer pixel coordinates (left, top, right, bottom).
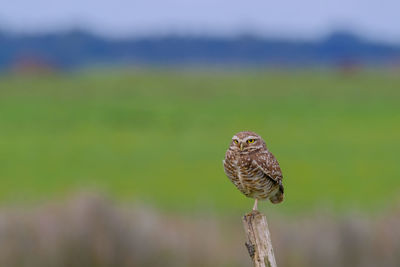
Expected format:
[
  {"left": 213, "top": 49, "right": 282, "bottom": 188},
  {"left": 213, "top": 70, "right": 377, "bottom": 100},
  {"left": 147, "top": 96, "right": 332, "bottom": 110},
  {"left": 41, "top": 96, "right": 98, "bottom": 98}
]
[{"left": 1, "top": 193, "right": 400, "bottom": 267}]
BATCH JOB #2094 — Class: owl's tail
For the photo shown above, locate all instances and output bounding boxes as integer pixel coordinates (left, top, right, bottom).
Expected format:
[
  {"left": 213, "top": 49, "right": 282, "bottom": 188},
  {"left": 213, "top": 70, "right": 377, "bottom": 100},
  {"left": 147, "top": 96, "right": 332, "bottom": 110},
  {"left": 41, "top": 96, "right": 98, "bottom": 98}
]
[{"left": 269, "top": 181, "right": 284, "bottom": 204}]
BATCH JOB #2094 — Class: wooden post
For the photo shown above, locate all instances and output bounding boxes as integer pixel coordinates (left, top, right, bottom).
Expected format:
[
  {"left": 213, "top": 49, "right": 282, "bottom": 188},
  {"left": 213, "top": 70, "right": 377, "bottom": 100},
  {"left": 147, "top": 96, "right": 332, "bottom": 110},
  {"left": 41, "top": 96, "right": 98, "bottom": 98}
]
[{"left": 242, "top": 210, "right": 277, "bottom": 267}]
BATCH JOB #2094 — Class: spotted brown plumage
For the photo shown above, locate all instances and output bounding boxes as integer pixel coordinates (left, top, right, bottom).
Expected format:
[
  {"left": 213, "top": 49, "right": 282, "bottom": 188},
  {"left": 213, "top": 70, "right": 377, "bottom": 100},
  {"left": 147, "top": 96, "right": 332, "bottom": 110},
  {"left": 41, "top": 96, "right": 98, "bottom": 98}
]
[{"left": 223, "top": 131, "right": 284, "bottom": 210}]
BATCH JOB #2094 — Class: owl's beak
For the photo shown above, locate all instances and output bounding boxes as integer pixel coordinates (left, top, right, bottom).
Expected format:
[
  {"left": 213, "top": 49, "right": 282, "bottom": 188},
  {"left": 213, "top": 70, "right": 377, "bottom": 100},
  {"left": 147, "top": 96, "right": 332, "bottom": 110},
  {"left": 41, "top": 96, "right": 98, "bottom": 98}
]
[{"left": 240, "top": 143, "right": 244, "bottom": 151}]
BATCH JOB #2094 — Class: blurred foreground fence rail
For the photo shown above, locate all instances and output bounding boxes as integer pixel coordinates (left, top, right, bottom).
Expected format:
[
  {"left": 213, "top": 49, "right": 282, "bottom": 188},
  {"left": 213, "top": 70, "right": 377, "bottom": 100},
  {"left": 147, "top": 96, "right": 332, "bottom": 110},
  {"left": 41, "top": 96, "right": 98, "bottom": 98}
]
[{"left": 243, "top": 211, "right": 277, "bottom": 267}]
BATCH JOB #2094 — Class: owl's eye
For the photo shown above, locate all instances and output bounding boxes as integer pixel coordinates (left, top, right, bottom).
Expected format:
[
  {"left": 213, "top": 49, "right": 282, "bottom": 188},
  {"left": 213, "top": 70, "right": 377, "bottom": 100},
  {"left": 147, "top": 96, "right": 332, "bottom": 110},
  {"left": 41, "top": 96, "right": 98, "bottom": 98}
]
[
  {"left": 247, "top": 139, "right": 255, "bottom": 144},
  {"left": 233, "top": 140, "right": 239, "bottom": 144}
]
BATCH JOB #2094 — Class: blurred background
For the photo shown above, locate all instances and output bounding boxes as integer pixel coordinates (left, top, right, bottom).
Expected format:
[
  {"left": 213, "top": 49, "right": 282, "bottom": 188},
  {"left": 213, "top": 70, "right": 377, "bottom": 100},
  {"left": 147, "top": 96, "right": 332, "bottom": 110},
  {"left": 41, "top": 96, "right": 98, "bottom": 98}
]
[{"left": 1, "top": 0, "right": 400, "bottom": 266}]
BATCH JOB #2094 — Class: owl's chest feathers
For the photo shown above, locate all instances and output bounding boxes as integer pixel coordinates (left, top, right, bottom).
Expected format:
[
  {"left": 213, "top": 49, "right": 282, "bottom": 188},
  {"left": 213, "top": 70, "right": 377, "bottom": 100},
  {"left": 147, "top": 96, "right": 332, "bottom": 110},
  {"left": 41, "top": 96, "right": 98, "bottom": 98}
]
[
  {"left": 234, "top": 156, "right": 250, "bottom": 187},
  {"left": 228, "top": 151, "right": 264, "bottom": 194}
]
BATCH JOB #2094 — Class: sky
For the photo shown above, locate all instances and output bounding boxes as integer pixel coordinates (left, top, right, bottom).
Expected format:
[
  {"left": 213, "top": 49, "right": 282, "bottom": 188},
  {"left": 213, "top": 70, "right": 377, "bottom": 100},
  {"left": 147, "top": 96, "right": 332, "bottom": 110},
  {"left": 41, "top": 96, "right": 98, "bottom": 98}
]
[{"left": 0, "top": 0, "right": 399, "bottom": 43}]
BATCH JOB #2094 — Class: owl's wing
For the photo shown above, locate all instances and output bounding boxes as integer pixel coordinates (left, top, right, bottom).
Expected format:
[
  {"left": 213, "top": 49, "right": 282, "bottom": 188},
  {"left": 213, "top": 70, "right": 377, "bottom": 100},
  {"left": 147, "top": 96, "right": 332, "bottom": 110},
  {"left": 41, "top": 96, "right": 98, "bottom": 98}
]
[{"left": 252, "top": 152, "right": 283, "bottom": 185}]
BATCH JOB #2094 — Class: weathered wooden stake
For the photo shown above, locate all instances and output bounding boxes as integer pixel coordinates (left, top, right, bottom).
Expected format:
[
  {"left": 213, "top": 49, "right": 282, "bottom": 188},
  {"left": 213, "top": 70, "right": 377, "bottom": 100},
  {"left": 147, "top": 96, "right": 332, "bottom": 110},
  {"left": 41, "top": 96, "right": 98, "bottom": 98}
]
[{"left": 242, "top": 210, "right": 277, "bottom": 267}]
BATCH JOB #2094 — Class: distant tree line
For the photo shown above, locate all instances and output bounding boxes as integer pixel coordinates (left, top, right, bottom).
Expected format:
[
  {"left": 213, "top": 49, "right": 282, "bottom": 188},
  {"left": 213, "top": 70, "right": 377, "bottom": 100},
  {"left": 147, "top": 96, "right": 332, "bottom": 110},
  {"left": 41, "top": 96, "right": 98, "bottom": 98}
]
[{"left": 0, "top": 30, "right": 399, "bottom": 70}]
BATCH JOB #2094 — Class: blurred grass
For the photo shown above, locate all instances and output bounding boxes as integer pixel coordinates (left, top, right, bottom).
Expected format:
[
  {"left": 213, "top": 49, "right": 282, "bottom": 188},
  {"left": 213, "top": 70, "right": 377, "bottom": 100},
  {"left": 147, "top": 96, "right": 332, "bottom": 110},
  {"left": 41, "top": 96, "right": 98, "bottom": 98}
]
[{"left": 0, "top": 69, "right": 399, "bottom": 214}]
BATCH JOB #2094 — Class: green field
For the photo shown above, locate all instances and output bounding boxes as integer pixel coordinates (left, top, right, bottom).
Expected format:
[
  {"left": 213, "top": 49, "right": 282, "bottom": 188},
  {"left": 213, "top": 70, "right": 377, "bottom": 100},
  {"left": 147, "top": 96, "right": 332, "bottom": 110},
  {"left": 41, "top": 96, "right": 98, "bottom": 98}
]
[{"left": 1, "top": 70, "right": 399, "bottom": 213}]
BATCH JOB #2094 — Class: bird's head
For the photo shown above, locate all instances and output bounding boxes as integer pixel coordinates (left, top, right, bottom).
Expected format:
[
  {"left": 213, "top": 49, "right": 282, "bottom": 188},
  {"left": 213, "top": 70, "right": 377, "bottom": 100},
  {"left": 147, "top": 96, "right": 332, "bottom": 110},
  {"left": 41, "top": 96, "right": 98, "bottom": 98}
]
[{"left": 229, "top": 131, "right": 265, "bottom": 153}]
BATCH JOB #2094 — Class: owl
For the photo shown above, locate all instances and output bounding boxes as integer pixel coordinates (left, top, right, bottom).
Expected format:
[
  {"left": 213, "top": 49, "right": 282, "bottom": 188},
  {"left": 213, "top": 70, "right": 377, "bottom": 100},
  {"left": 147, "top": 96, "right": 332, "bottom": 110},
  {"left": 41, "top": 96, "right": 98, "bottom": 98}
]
[{"left": 223, "top": 131, "right": 284, "bottom": 210}]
